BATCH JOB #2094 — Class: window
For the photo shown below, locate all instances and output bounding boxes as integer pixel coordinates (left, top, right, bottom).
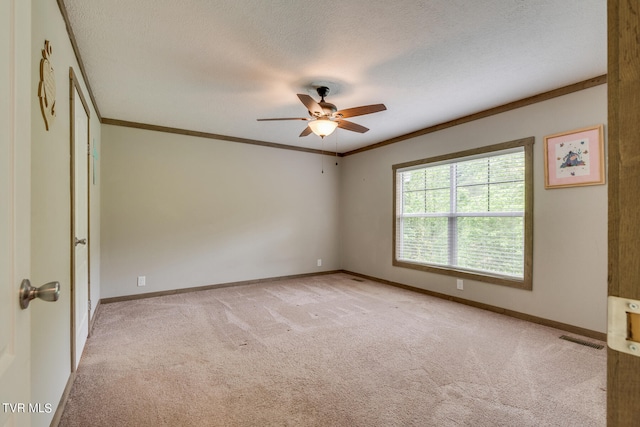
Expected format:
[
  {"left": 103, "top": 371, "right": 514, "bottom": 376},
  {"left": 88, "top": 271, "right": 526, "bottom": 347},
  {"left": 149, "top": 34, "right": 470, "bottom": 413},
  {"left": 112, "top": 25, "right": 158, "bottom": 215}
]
[{"left": 393, "top": 137, "right": 533, "bottom": 289}]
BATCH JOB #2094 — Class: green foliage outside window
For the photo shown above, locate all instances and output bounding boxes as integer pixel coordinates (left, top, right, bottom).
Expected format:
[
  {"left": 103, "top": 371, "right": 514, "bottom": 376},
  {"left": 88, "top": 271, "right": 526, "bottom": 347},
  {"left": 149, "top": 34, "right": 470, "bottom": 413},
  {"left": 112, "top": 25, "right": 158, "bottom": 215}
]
[{"left": 396, "top": 147, "right": 528, "bottom": 281}]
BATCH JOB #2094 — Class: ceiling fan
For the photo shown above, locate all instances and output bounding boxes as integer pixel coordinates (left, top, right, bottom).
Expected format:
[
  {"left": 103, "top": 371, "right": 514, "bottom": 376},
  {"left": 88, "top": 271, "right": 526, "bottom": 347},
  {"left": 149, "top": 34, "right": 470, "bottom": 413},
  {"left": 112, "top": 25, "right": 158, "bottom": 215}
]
[{"left": 257, "top": 86, "right": 386, "bottom": 138}]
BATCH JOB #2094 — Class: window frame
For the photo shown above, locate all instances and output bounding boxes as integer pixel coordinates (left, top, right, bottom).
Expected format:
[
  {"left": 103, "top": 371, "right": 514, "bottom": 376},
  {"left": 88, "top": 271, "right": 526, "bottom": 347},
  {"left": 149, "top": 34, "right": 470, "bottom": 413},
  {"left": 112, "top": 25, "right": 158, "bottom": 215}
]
[{"left": 392, "top": 137, "right": 534, "bottom": 290}]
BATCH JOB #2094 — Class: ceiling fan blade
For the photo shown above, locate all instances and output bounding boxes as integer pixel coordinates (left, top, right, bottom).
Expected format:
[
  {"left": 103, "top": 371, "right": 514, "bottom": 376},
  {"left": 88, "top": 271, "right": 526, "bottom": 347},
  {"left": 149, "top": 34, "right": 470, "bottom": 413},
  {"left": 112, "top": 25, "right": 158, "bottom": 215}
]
[
  {"left": 297, "top": 94, "right": 324, "bottom": 116},
  {"left": 299, "top": 126, "right": 313, "bottom": 137},
  {"left": 257, "top": 117, "right": 308, "bottom": 121},
  {"left": 337, "top": 119, "right": 369, "bottom": 133},
  {"left": 336, "top": 104, "right": 386, "bottom": 119}
]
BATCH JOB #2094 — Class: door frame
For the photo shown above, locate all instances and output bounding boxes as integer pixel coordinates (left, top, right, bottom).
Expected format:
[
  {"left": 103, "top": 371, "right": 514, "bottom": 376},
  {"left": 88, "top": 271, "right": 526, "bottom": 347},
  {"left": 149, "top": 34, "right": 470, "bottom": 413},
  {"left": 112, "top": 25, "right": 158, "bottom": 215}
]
[
  {"left": 607, "top": 0, "right": 640, "bottom": 424},
  {"left": 69, "top": 67, "right": 91, "bottom": 371}
]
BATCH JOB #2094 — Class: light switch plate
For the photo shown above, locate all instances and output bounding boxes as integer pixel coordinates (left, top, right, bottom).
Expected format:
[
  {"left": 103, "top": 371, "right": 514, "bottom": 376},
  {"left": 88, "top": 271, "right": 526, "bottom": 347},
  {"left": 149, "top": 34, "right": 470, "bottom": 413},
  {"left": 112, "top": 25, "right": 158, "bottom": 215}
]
[{"left": 607, "top": 295, "right": 640, "bottom": 356}]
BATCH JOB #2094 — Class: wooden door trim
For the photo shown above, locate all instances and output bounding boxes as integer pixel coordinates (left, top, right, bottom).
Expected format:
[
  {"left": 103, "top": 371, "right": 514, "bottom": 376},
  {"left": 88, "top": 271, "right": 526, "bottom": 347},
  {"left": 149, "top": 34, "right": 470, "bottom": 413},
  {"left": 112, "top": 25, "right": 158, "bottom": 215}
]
[{"left": 607, "top": 0, "right": 640, "bottom": 424}]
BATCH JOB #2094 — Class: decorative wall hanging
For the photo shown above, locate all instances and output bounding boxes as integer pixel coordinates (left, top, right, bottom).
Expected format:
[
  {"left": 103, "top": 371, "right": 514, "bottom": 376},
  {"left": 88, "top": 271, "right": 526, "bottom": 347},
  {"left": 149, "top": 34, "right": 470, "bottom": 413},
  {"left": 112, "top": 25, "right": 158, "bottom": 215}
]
[
  {"left": 38, "top": 40, "right": 56, "bottom": 130},
  {"left": 543, "top": 124, "right": 605, "bottom": 189}
]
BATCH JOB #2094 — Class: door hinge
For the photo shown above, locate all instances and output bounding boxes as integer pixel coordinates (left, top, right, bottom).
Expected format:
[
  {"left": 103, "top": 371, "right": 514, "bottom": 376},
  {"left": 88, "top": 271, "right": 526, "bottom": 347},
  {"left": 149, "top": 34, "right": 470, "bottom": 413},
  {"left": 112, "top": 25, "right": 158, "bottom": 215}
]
[{"left": 608, "top": 296, "right": 640, "bottom": 357}]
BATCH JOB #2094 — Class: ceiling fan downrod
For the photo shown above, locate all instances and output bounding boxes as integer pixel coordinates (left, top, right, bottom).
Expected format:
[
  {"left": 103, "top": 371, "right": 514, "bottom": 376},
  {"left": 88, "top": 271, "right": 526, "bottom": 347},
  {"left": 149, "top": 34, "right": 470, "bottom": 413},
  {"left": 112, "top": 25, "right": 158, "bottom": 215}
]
[{"left": 316, "top": 86, "right": 330, "bottom": 102}]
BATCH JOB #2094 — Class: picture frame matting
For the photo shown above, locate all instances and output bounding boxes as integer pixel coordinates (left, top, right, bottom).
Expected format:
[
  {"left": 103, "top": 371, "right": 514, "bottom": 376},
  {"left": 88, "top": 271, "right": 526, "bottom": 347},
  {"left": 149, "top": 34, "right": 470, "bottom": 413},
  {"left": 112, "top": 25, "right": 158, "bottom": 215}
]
[{"left": 543, "top": 124, "right": 605, "bottom": 189}]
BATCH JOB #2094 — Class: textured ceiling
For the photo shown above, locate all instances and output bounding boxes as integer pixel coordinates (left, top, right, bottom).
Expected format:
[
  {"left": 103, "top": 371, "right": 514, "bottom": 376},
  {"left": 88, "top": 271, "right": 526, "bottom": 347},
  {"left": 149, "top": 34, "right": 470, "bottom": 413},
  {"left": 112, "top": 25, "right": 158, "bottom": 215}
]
[{"left": 62, "top": 0, "right": 606, "bottom": 153}]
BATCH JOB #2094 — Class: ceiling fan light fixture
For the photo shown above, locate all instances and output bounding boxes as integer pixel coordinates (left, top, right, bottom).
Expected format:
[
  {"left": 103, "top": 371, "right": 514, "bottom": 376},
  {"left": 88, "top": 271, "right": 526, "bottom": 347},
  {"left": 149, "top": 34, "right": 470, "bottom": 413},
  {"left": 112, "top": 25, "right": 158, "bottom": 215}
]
[{"left": 308, "top": 118, "right": 338, "bottom": 138}]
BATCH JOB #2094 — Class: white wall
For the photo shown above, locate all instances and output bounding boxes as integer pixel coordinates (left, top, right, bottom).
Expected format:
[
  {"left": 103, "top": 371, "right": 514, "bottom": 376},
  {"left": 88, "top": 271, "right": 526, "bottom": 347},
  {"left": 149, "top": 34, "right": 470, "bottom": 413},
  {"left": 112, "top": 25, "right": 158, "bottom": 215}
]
[
  {"left": 340, "top": 84, "right": 608, "bottom": 333},
  {"left": 101, "top": 86, "right": 607, "bottom": 334},
  {"left": 100, "top": 125, "right": 340, "bottom": 298},
  {"left": 31, "top": 1, "right": 101, "bottom": 425}
]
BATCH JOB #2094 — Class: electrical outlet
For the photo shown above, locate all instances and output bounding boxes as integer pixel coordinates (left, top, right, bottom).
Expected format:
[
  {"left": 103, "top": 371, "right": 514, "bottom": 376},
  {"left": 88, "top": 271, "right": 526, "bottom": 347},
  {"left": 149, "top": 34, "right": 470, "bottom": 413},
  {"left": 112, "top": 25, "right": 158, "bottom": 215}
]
[
  {"left": 137, "top": 276, "right": 146, "bottom": 287},
  {"left": 456, "top": 279, "right": 463, "bottom": 290},
  {"left": 317, "top": 259, "right": 322, "bottom": 267}
]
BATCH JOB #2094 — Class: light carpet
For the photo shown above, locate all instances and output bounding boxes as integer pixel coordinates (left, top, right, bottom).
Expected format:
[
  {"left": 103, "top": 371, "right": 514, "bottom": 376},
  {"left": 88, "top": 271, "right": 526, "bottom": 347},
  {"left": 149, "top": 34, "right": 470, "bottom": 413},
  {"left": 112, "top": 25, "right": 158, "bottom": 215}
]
[{"left": 59, "top": 273, "right": 606, "bottom": 426}]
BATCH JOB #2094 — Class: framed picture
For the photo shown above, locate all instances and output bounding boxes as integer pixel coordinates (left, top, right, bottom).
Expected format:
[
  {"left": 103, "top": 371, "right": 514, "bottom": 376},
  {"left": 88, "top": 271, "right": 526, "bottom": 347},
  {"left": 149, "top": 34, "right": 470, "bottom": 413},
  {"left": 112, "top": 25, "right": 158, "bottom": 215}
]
[{"left": 543, "top": 124, "right": 605, "bottom": 189}]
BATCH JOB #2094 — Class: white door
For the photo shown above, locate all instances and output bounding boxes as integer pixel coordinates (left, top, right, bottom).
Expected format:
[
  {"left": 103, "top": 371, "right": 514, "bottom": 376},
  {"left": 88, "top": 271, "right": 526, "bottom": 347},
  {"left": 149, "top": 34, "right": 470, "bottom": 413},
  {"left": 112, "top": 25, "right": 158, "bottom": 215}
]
[
  {"left": 0, "top": 0, "right": 31, "bottom": 425},
  {"left": 71, "top": 81, "right": 90, "bottom": 370}
]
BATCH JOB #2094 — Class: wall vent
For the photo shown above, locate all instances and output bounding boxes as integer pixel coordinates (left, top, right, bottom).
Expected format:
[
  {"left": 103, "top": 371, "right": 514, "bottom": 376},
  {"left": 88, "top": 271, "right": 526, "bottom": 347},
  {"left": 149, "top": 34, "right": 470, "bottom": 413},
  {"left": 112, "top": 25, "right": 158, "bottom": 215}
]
[{"left": 559, "top": 335, "right": 604, "bottom": 349}]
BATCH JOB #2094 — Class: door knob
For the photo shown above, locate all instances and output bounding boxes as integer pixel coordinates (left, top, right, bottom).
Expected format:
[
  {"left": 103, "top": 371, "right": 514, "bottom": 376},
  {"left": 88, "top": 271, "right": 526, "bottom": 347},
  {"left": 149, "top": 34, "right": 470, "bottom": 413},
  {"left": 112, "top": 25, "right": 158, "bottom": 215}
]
[
  {"left": 75, "top": 237, "right": 87, "bottom": 246},
  {"left": 19, "top": 279, "right": 60, "bottom": 309}
]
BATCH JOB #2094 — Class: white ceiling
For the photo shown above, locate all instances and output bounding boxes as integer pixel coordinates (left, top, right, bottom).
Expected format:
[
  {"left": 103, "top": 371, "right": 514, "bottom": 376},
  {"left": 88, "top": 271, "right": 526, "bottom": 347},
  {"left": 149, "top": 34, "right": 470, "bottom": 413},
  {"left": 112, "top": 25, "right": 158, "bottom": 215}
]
[{"left": 62, "top": 0, "right": 606, "bottom": 153}]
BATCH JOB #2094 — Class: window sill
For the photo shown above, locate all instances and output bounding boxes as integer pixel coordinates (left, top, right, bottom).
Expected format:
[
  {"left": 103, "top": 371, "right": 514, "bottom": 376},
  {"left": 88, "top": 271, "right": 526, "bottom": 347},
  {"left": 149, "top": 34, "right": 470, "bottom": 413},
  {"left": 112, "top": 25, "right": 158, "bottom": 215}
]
[{"left": 393, "top": 259, "right": 532, "bottom": 290}]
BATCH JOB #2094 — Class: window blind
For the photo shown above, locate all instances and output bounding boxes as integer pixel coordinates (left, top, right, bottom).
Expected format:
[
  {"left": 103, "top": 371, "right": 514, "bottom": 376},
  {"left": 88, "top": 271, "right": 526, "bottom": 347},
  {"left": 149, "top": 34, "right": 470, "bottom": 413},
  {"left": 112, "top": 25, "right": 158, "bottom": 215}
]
[{"left": 396, "top": 148, "right": 525, "bottom": 279}]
